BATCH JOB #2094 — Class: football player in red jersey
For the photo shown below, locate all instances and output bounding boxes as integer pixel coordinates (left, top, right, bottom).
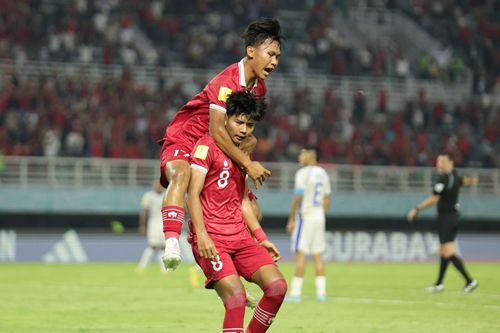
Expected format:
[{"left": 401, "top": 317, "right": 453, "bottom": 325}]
[
  {"left": 188, "top": 90, "right": 286, "bottom": 333},
  {"left": 159, "top": 18, "right": 283, "bottom": 270}
]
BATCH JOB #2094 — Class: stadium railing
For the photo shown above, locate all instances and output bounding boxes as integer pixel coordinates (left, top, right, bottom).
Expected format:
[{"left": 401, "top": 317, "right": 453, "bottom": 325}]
[
  {"left": 0, "top": 59, "right": 471, "bottom": 111},
  {"left": 1, "top": 156, "right": 498, "bottom": 195}
]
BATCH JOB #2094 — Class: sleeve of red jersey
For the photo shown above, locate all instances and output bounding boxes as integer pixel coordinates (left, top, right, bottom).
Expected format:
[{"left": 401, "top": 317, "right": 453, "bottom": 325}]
[
  {"left": 190, "top": 137, "right": 214, "bottom": 174},
  {"left": 206, "top": 77, "right": 233, "bottom": 114}
]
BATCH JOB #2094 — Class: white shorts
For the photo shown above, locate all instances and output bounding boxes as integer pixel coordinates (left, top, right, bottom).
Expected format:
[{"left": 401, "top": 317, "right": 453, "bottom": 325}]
[
  {"left": 290, "top": 212, "right": 325, "bottom": 255},
  {"left": 148, "top": 223, "right": 165, "bottom": 248}
]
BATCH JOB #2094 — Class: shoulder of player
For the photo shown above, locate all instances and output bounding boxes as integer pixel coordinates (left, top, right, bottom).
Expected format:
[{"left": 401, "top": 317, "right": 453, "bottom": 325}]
[{"left": 208, "top": 63, "right": 240, "bottom": 87}]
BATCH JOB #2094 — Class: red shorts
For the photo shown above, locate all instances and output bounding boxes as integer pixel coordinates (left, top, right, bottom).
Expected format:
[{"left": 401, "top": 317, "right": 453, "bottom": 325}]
[
  {"left": 191, "top": 236, "right": 276, "bottom": 289},
  {"left": 159, "top": 142, "right": 193, "bottom": 188}
]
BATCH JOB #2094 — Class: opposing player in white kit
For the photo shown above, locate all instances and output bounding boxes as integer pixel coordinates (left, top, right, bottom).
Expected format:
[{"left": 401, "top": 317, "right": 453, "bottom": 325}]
[
  {"left": 137, "top": 180, "right": 167, "bottom": 271},
  {"left": 285, "top": 147, "right": 331, "bottom": 302}
]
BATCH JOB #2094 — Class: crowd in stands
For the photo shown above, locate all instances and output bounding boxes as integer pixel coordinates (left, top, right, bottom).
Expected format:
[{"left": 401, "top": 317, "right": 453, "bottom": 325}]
[
  {"left": 3, "top": 0, "right": 496, "bottom": 82},
  {"left": 1, "top": 70, "right": 499, "bottom": 168}
]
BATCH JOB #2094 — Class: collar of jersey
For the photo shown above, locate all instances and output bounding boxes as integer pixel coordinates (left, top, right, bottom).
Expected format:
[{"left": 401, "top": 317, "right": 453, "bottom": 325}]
[{"left": 238, "top": 59, "right": 258, "bottom": 88}]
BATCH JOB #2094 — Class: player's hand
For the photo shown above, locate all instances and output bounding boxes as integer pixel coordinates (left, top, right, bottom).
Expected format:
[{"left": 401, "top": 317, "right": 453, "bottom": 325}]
[
  {"left": 260, "top": 240, "right": 281, "bottom": 262},
  {"left": 196, "top": 231, "right": 218, "bottom": 260},
  {"left": 407, "top": 208, "right": 418, "bottom": 223},
  {"left": 138, "top": 225, "right": 146, "bottom": 235},
  {"left": 240, "top": 134, "right": 257, "bottom": 155},
  {"left": 245, "top": 161, "right": 271, "bottom": 189},
  {"left": 286, "top": 218, "right": 295, "bottom": 234}
]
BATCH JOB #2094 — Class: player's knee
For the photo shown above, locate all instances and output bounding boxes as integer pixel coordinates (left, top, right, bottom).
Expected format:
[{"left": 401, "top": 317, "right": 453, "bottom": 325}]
[
  {"left": 170, "top": 167, "right": 191, "bottom": 187},
  {"left": 264, "top": 278, "right": 287, "bottom": 299},
  {"left": 223, "top": 292, "right": 247, "bottom": 310}
]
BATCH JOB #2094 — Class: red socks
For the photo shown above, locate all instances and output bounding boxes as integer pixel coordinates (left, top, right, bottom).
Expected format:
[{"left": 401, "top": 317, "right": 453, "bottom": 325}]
[
  {"left": 223, "top": 292, "right": 246, "bottom": 333},
  {"left": 161, "top": 206, "right": 184, "bottom": 239},
  {"left": 246, "top": 279, "right": 287, "bottom": 333}
]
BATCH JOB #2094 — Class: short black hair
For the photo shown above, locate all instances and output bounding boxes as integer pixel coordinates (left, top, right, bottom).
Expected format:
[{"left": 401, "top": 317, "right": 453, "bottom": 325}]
[
  {"left": 226, "top": 90, "right": 267, "bottom": 122},
  {"left": 241, "top": 18, "right": 283, "bottom": 48}
]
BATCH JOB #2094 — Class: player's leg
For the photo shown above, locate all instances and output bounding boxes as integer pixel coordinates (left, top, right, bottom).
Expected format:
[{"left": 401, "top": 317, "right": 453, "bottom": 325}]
[
  {"left": 446, "top": 218, "right": 476, "bottom": 292},
  {"left": 426, "top": 220, "right": 452, "bottom": 292},
  {"left": 312, "top": 254, "right": 326, "bottom": 302},
  {"left": 161, "top": 156, "right": 191, "bottom": 270},
  {"left": 247, "top": 264, "right": 287, "bottom": 333},
  {"left": 287, "top": 251, "right": 305, "bottom": 302},
  {"left": 137, "top": 246, "right": 154, "bottom": 271},
  {"left": 311, "top": 218, "right": 327, "bottom": 302},
  {"left": 193, "top": 239, "right": 246, "bottom": 333},
  {"left": 213, "top": 275, "right": 247, "bottom": 333},
  {"left": 288, "top": 216, "right": 310, "bottom": 302}
]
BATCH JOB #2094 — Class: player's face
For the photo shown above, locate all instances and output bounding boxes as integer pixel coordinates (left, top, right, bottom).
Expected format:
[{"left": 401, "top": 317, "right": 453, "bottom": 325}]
[
  {"left": 247, "top": 38, "right": 281, "bottom": 80},
  {"left": 226, "top": 114, "right": 257, "bottom": 145},
  {"left": 436, "top": 155, "right": 453, "bottom": 174},
  {"left": 298, "top": 149, "right": 312, "bottom": 166}
]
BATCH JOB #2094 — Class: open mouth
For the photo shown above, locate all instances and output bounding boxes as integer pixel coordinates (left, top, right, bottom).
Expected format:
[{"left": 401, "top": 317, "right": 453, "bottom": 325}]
[{"left": 263, "top": 67, "right": 274, "bottom": 75}]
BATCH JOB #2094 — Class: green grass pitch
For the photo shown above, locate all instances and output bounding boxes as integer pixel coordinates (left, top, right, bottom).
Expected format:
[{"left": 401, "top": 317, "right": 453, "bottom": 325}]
[{"left": 1, "top": 262, "right": 499, "bottom": 333}]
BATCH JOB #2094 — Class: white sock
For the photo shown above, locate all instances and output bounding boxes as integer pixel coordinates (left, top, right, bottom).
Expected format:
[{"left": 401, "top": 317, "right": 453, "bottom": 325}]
[
  {"left": 138, "top": 247, "right": 154, "bottom": 269},
  {"left": 290, "top": 276, "right": 303, "bottom": 297},
  {"left": 315, "top": 275, "right": 326, "bottom": 297}
]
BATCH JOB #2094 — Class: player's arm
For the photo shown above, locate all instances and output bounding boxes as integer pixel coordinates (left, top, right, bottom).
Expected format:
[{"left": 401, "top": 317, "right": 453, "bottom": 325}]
[
  {"left": 242, "top": 185, "right": 280, "bottom": 261},
  {"left": 462, "top": 175, "right": 478, "bottom": 187},
  {"left": 286, "top": 194, "right": 302, "bottom": 234},
  {"left": 209, "top": 107, "right": 270, "bottom": 187},
  {"left": 323, "top": 196, "right": 331, "bottom": 214},
  {"left": 186, "top": 167, "right": 218, "bottom": 259},
  {"left": 138, "top": 207, "right": 147, "bottom": 235},
  {"left": 407, "top": 195, "right": 440, "bottom": 222}
]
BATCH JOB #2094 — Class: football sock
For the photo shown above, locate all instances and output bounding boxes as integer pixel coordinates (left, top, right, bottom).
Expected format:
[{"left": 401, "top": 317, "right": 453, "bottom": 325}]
[
  {"left": 449, "top": 255, "right": 472, "bottom": 284},
  {"left": 290, "top": 276, "right": 303, "bottom": 297},
  {"left": 246, "top": 279, "right": 287, "bottom": 333},
  {"left": 162, "top": 206, "right": 184, "bottom": 239},
  {"left": 315, "top": 275, "right": 326, "bottom": 298},
  {"left": 436, "top": 256, "right": 450, "bottom": 285},
  {"left": 138, "top": 247, "right": 154, "bottom": 269},
  {"left": 223, "top": 292, "right": 246, "bottom": 333}
]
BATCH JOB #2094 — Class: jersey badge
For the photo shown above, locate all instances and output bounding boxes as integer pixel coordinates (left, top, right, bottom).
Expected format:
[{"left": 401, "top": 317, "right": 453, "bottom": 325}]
[
  {"left": 194, "top": 145, "right": 209, "bottom": 160},
  {"left": 434, "top": 183, "right": 444, "bottom": 193},
  {"left": 217, "top": 86, "right": 232, "bottom": 102}
]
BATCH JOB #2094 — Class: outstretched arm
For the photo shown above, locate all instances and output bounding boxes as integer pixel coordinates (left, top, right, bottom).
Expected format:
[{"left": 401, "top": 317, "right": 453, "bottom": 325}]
[
  {"left": 462, "top": 176, "right": 478, "bottom": 187},
  {"left": 407, "top": 195, "right": 440, "bottom": 222}
]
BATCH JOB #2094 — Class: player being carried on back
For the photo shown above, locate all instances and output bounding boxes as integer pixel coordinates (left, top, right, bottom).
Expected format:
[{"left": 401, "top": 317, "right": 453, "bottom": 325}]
[
  {"left": 188, "top": 90, "right": 287, "bottom": 333},
  {"left": 158, "top": 18, "right": 283, "bottom": 270}
]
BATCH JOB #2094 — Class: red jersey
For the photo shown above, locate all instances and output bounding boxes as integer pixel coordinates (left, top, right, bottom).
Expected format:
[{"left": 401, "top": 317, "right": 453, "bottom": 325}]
[
  {"left": 161, "top": 59, "right": 267, "bottom": 150},
  {"left": 189, "top": 134, "right": 250, "bottom": 241}
]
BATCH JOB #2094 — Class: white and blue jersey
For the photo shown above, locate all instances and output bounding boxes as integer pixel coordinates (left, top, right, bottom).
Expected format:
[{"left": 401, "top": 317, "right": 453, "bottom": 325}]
[{"left": 291, "top": 165, "right": 331, "bottom": 255}]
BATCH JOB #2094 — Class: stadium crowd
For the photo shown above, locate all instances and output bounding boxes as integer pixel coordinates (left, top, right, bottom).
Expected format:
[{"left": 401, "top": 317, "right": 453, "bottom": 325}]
[
  {"left": 0, "top": 0, "right": 499, "bottom": 168},
  {"left": 1, "top": 70, "right": 499, "bottom": 168},
  {"left": 3, "top": 0, "right": 497, "bottom": 81}
]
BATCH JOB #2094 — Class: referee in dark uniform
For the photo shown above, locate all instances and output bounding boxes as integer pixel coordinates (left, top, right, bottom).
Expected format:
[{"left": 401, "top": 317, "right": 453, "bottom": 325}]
[{"left": 407, "top": 153, "right": 478, "bottom": 293}]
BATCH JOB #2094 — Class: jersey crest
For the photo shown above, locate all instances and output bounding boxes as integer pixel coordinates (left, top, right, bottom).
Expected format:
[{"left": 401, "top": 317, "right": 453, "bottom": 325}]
[
  {"left": 217, "top": 86, "right": 232, "bottom": 102},
  {"left": 194, "top": 145, "right": 209, "bottom": 160}
]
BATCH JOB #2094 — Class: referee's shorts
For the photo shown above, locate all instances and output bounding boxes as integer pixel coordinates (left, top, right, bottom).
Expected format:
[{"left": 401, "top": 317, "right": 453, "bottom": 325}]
[{"left": 437, "top": 212, "right": 459, "bottom": 244}]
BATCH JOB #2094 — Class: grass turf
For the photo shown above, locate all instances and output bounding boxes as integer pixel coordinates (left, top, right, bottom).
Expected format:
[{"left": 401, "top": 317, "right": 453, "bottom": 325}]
[{"left": 1, "top": 262, "right": 499, "bottom": 333}]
